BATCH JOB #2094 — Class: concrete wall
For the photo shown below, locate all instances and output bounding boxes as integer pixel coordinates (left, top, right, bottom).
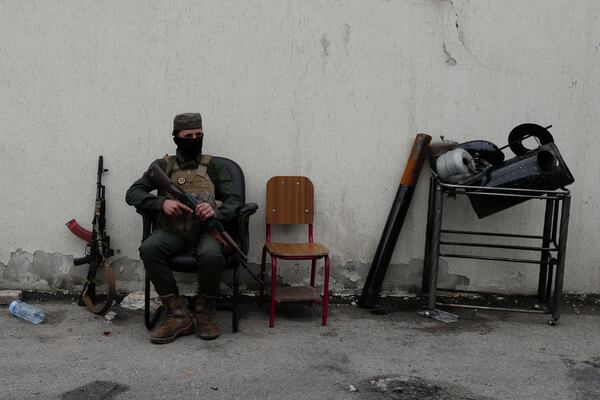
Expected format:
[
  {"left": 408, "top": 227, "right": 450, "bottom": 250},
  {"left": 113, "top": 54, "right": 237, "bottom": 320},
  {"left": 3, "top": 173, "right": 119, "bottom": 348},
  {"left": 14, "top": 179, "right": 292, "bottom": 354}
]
[{"left": 1, "top": 0, "right": 599, "bottom": 296}]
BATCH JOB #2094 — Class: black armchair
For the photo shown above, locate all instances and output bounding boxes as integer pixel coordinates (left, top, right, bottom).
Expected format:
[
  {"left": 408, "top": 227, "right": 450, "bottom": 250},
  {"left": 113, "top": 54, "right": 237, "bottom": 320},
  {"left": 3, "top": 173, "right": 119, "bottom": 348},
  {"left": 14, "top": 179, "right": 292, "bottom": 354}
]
[{"left": 136, "top": 156, "right": 258, "bottom": 333}]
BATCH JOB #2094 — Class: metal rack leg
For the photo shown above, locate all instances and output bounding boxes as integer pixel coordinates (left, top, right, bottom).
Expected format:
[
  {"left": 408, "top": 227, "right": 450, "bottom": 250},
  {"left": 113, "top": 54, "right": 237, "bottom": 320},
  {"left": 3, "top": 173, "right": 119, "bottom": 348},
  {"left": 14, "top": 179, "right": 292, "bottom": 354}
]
[
  {"left": 426, "top": 186, "right": 444, "bottom": 312},
  {"left": 537, "top": 199, "right": 554, "bottom": 302},
  {"left": 545, "top": 261, "right": 555, "bottom": 304},
  {"left": 550, "top": 196, "right": 571, "bottom": 325},
  {"left": 421, "top": 175, "right": 436, "bottom": 294}
]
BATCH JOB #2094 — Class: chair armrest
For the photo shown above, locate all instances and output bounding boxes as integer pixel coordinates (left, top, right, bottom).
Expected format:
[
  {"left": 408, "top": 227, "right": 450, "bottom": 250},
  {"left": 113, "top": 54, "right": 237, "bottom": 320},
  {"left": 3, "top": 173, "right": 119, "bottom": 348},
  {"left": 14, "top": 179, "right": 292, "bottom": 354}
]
[
  {"left": 240, "top": 202, "right": 259, "bottom": 217},
  {"left": 136, "top": 209, "right": 154, "bottom": 241},
  {"left": 237, "top": 202, "right": 258, "bottom": 255}
]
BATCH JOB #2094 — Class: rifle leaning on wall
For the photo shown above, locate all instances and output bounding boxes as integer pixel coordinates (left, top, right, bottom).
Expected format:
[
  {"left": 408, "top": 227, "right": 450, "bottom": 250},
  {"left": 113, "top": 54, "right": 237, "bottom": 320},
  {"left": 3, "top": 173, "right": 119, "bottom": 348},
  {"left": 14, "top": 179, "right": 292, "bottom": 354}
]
[
  {"left": 66, "top": 155, "right": 116, "bottom": 315},
  {"left": 147, "top": 163, "right": 263, "bottom": 285}
]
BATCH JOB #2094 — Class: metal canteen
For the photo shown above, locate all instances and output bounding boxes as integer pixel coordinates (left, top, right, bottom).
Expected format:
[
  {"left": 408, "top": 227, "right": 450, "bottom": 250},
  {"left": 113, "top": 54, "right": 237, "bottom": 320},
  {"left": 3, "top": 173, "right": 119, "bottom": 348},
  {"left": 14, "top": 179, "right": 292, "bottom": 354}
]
[
  {"left": 436, "top": 148, "right": 476, "bottom": 182},
  {"left": 428, "top": 135, "right": 458, "bottom": 170}
]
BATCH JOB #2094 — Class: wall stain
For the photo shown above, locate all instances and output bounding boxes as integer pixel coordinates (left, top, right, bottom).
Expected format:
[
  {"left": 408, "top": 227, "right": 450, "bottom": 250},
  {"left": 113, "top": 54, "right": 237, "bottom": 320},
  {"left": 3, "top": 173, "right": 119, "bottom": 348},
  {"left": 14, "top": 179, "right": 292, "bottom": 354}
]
[
  {"left": 111, "top": 256, "right": 144, "bottom": 281},
  {"left": 381, "top": 257, "right": 469, "bottom": 294},
  {"left": 321, "top": 33, "right": 330, "bottom": 56},
  {"left": 5, "top": 251, "right": 472, "bottom": 297},
  {"left": 447, "top": 0, "right": 478, "bottom": 62},
  {"left": 329, "top": 257, "right": 469, "bottom": 295},
  {"left": 443, "top": 42, "right": 457, "bottom": 66},
  {"left": 342, "top": 24, "right": 351, "bottom": 54},
  {"left": 320, "top": 33, "right": 330, "bottom": 69},
  {"left": 449, "top": 0, "right": 466, "bottom": 48}
]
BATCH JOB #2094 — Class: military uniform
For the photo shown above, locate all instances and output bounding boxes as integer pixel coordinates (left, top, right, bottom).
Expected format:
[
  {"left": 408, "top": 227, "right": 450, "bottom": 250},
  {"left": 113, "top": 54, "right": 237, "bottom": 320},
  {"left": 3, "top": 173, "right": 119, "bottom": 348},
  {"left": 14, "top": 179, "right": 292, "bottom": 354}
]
[
  {"left": 126, "top": 150, "right": 242, "bottom": 298},
  {"left": 127, "top": 112, "right": 238, "bottom": 343}
]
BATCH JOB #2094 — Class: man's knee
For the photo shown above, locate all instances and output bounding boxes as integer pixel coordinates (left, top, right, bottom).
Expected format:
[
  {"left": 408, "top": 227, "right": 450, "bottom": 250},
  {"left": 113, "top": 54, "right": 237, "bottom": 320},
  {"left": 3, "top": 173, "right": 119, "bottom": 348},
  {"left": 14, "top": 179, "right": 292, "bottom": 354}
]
[
  {"left": 139, "top": 235, "right": 175, "bottom": 264},
  {"left": 196, "top": 241, "right": 226, "bottom": 269},
  {"left": 139, "top": 238, "right": 160, "bottom": 262},
  {"left": 139, "top": 230, "right": 184, "bottom": 263}
]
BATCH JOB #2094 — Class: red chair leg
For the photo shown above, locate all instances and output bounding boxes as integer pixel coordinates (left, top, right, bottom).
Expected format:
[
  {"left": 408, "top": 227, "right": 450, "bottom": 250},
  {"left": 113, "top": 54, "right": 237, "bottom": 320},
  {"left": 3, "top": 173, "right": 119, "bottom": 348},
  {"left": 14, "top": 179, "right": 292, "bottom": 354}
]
[
  {"left": 310, "top": 259, "right": 316, "bottom": 287},
  {"left": 259, "top": 247, "right": 267, "bottom": 306},
  {"left": 322, "top": 255, "right": 330, "bottom": 326},
  {"left": 269, "top": 256, "right": 278, "bottom": 328}
]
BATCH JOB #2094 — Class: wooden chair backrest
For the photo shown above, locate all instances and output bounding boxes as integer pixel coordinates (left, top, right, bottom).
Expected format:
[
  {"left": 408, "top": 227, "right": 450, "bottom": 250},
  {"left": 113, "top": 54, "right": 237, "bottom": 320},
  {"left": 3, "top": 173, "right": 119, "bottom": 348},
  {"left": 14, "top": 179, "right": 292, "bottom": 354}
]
[{"left": 266, "top": 176, "right": 314, "bottom": 225}]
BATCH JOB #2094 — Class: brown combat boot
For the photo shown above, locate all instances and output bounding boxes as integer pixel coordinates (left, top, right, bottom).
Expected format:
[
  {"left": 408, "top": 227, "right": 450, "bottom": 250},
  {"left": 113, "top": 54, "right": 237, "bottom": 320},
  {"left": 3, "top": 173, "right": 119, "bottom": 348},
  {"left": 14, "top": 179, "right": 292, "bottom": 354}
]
[
  {"left": 195, "top": 296, "right": 220, "bottom": 340},
  {"left": 150, "top": 295, "right": 194, "bottom": 344}
]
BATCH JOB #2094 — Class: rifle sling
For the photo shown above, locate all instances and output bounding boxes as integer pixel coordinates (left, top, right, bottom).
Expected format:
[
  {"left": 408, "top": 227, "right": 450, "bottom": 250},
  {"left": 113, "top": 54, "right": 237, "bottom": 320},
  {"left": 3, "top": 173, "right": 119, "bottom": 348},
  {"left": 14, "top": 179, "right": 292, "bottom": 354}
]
[{"left": 82, "top": 261, "right": 116, "bottom": 315}]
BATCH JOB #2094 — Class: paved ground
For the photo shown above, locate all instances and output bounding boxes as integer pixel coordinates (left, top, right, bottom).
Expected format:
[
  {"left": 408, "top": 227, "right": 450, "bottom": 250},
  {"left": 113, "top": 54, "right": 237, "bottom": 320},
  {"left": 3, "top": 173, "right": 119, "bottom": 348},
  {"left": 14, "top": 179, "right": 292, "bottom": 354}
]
[{"left": 1, "top": 295, "right": 599, "bottom": 400}]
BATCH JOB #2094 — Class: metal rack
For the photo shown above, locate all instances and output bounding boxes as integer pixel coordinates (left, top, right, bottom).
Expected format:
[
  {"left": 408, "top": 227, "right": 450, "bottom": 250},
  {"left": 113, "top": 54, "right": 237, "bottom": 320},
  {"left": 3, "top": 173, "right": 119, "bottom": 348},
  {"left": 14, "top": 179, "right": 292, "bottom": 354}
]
[{"left": 422, "top": 175, "right": 571, "bottom": 324}]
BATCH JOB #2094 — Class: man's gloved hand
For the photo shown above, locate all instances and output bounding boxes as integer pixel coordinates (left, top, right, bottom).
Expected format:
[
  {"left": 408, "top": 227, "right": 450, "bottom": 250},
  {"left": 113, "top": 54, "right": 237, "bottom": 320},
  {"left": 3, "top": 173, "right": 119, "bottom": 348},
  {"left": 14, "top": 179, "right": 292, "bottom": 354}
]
[
  {"left": 162, "top": 199, "right": 193, "bottom": 217},
  {"left": 194, "top": 202, "right": 216, "bottom": 221}
]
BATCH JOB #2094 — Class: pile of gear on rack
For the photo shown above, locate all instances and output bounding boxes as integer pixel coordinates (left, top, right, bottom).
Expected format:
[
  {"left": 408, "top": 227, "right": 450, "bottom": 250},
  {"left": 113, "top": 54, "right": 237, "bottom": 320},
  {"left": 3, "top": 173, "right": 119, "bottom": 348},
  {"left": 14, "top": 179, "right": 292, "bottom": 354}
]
[{"left": 429, "top": 123, "right": 575, "bottom": 218}]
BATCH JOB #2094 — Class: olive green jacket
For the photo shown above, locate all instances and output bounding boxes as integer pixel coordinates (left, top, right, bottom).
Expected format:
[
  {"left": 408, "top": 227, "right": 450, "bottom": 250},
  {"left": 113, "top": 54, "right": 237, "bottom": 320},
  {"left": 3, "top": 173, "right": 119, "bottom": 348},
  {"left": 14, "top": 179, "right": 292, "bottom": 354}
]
[{"left": 125, "top": 152, "right": 242, "bottom": 225}]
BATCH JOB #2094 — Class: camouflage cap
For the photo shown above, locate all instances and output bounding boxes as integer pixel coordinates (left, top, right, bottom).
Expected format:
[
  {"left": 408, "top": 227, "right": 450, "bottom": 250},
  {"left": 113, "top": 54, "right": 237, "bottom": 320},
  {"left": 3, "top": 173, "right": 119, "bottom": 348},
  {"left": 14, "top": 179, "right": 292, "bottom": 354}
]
[{"left": 173, "top": 113, "right": 202, "bottom": 132}]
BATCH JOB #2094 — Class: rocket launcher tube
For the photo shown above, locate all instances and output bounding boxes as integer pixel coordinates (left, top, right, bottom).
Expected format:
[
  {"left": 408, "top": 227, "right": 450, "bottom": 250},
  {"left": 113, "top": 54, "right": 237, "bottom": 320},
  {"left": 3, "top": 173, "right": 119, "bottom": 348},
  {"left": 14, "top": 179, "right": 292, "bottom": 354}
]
[{"left": 359, "top": 133, "right": 432, "bottom": 309}]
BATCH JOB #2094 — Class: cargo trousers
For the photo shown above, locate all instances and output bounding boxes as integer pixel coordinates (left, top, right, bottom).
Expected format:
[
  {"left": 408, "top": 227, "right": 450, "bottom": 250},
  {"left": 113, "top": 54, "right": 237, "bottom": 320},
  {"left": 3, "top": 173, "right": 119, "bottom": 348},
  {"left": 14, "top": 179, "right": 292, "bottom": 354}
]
[{"left": 139, "top": 228, "right": 226, "bottom": 298}]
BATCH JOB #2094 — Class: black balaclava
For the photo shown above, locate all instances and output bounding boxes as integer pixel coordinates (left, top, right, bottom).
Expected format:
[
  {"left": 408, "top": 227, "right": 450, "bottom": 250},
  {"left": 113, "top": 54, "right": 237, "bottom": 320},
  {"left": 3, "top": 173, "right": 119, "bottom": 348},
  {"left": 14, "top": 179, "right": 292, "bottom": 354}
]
[{"left": 173, "top": 134, "right": 203, "bottom": 160}]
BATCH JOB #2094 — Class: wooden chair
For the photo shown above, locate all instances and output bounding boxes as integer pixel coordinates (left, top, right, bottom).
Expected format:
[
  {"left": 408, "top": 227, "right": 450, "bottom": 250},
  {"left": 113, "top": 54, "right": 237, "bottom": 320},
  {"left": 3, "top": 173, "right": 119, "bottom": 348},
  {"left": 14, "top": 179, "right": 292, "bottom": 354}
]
[
  {"left": 260, "top": 176, "right": 330, "bottom": 328},
  {"left": 136, "top": 157, "right": 258, "bottom": 333}
]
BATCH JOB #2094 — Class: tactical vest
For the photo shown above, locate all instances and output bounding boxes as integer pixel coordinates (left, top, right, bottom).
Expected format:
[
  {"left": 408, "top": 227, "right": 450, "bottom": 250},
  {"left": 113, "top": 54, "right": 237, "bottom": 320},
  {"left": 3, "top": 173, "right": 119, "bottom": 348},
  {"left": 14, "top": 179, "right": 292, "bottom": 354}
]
[{"left": 157, "top": 154, "right": 215, "bottom": 234}]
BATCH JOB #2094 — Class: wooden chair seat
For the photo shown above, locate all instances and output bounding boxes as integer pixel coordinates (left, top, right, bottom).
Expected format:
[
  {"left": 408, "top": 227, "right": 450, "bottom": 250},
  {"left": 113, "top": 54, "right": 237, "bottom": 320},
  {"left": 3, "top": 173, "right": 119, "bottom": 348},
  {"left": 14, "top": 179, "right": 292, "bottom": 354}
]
[{"left": 265, "top": 242, "right": 329, "bottom": 258}]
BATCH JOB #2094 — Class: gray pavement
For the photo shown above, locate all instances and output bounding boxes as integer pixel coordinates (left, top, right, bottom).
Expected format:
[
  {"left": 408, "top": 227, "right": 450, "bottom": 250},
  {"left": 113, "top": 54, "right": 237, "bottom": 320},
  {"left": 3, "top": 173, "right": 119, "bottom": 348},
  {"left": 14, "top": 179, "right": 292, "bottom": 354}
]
[{"left": 1, "top": 298, "right": 599, "bottom": 400}]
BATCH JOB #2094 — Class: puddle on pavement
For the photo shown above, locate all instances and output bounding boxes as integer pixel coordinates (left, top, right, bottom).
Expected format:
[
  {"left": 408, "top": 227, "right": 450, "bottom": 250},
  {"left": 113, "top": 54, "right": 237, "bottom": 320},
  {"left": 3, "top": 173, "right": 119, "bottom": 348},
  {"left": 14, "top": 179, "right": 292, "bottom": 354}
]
[
  {"left": 564, "top": 357, "right": 600, "bottom": 399},
  {"left": 42, "top": 309, "right": 66, "bottom": 325},
  {"left": 61, "top": 380, "right": 129, "bottom": 400},
  {"left": 359, "top": 375, "right": 493, "bottom": 400}
]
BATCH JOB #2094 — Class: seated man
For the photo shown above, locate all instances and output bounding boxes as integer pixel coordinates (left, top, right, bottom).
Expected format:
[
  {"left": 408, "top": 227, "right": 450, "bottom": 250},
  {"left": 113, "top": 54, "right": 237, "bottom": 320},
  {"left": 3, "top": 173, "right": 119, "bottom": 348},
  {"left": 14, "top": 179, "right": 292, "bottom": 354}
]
[{"left": 126, "top": 113, "right": 242, "bottom": 344}]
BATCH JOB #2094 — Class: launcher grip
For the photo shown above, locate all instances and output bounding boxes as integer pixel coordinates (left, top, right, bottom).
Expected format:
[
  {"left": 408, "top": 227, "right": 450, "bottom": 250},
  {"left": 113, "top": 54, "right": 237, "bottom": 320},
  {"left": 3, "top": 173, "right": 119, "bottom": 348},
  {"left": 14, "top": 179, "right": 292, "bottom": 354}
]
[{"left": 65, "top": 219, "right": 93, "bottom": 243}]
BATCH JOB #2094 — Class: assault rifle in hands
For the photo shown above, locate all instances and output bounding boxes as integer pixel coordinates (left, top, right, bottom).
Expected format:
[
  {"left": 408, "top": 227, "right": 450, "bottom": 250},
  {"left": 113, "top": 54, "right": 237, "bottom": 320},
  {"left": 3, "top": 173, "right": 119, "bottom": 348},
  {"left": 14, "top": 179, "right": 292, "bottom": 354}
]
[
  {"left": 66, "top": 155, "right": 116, "bottom": 315},
  {"left": 147, "top": 163, "right": 263, "bottom": 285}
]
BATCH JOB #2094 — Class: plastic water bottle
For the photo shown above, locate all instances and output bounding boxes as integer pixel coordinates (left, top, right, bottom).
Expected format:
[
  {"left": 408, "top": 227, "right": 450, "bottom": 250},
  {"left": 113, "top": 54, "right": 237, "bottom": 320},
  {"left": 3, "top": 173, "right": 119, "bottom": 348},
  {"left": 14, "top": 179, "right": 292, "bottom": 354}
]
[
  {"left": 8, "top": 300, "right": 45, "bottom": 324},
  {"left": 102, "top": 311, "right": 116, "bottom": 336}
]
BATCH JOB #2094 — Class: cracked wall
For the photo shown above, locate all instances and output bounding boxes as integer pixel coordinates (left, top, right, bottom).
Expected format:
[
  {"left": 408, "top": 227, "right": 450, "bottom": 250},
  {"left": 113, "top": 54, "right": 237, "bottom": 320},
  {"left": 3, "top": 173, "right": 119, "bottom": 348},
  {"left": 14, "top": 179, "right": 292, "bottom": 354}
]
[{"left": 1, "top": 1, "right": 599, "bottom": 295}]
